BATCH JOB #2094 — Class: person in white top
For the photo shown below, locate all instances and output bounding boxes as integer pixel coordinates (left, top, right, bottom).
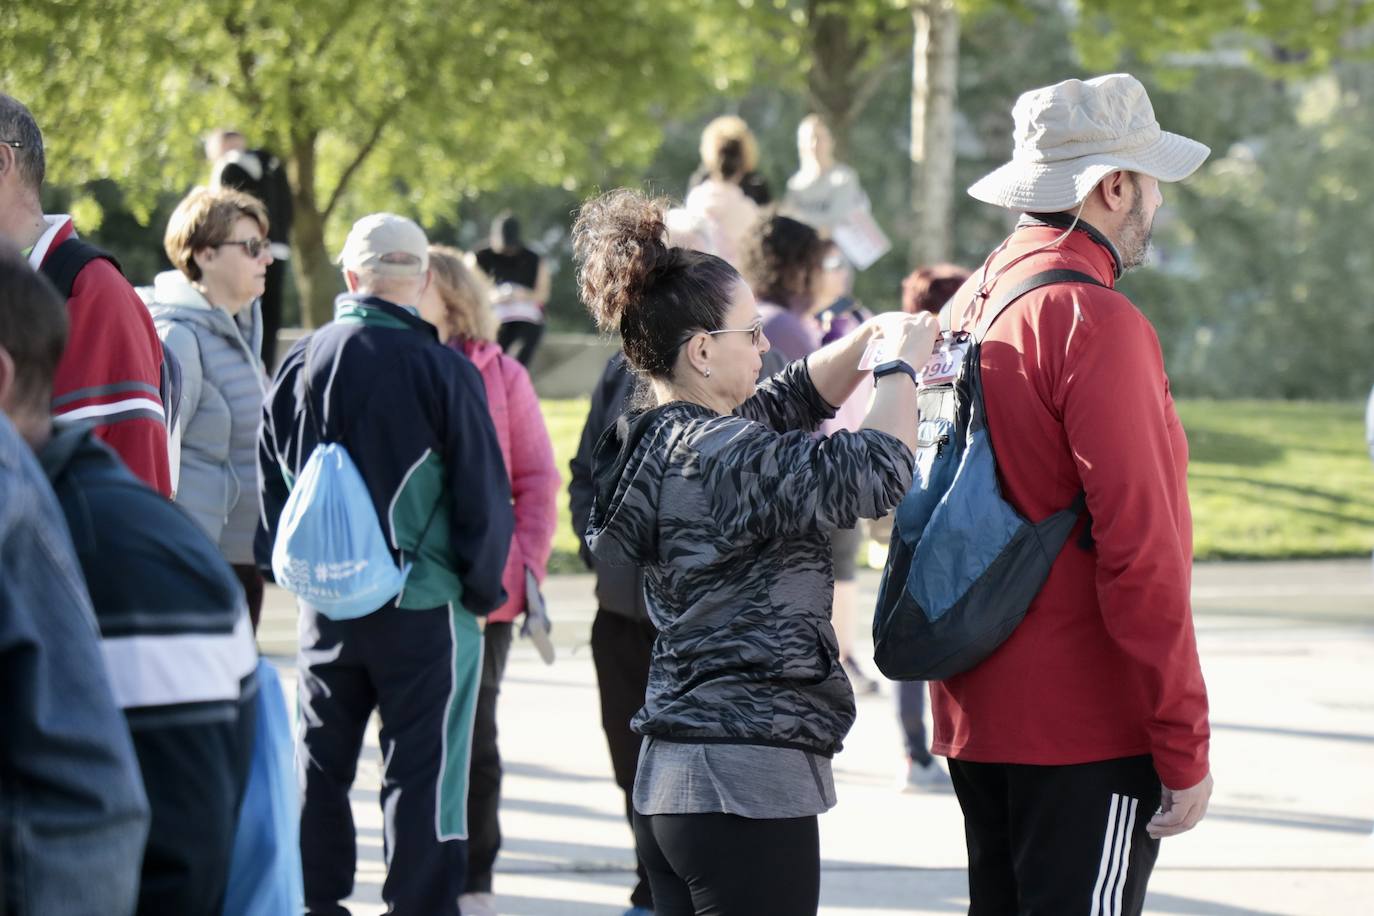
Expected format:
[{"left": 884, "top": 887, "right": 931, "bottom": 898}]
[
  {"left": 782, "top": 115, "right": 870, "bottom": 234},
  {"left": 682, "top": 133, "right": 760, "bottom": 271},
  {"left": 783, "top": 116, "right": 891, "bottom": 269}
]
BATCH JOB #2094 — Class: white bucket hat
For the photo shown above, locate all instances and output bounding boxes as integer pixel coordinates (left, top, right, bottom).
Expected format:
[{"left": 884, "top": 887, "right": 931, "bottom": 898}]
[{"left": 968, "top": 73, "right": 1210, "bottom": 212}]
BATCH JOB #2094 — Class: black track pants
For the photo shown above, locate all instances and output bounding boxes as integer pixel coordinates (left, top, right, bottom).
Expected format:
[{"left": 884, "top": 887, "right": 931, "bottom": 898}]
[{"left": 949, "top": 755, "right": 1163, "bottom": 916}]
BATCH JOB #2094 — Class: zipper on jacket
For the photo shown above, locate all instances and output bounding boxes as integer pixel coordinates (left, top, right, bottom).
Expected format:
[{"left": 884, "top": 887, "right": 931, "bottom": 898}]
[{"left": 934, "top": 434, "right": 950, "bottom": 458}]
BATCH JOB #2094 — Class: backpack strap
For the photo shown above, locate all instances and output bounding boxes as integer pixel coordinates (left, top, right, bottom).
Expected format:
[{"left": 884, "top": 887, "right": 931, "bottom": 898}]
[
  {"left": 38, "top": 237, "right": 123, "bottom": 298},
  {"left": 974, "top": 268, "right": 1104, "bottom": 342}
]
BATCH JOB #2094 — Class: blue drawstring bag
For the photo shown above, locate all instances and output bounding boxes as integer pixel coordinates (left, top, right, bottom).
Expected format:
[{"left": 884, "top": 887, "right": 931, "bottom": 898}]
[
  {"left": 223, "top": 660, "right": 303, "bottom": 916},
  {"left": 270, "top": 341, "right": 408, "bottom": 619}
]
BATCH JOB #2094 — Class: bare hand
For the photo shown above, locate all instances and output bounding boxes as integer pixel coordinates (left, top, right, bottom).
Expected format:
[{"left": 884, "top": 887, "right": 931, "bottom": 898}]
[
  {"left": 864, "top": 312, "right": 940, "bottom": 367},
  {"left": 1146, "top": 772, "right": 1213, "bottom": 839}
]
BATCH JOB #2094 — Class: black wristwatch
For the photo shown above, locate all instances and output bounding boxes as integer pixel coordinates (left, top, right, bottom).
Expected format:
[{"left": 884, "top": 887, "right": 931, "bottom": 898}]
[{"left": 873, "top": 359, "right": 919, "bottom": 387}]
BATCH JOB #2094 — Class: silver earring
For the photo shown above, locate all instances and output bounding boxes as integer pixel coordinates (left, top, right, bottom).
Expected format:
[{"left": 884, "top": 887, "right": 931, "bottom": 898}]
[{"left": 703, "top": 366, "right": 711, "bottom": 378}]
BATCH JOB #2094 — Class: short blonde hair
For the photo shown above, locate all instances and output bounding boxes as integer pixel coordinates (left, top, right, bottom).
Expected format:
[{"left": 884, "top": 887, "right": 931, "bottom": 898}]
[
  {"left": 427, "top": 245, "right": 496, "bottom": 343},
  {"left": 699, "top": 115, "right": 759, "bottom": 177},
  {"left": 164, "top": 186, "right": 269, "bottom": 282}
]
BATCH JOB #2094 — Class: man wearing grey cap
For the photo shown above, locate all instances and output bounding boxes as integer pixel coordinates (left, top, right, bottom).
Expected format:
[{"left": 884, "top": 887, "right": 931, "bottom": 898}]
[
  {"left": 927, "top": 74, "right": 1213, "bottom": 915},
  {"left": 256, "top": 213, "right": 514, "bottom": 915}
]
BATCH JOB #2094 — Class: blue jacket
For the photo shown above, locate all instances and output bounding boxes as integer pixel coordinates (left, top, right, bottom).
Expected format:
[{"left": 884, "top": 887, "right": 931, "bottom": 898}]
[
  {"left": 0, "top": 413, "right": 149, "bottom": 916},
  {"left": 256, "top": 294, "right": 514, "bottom": 614},
  {"left": 39, "top": 421, "right": 258, "bottom": 916}
]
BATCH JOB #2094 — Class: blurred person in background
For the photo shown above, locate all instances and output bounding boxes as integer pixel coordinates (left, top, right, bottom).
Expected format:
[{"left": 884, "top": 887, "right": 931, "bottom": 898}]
[
  {"left": 0, "top": 92, "right": 170, "bottom": 495},
  {"left": 474, "top": 213, "right": 551, "bottom": 367},
  {"left": 889, "top": 261, "right": 972, "bottom": 792},
  {"left": 683, "top": 121, "right": 761, "bottom": 271},
  {"left": 743, "top": 218, "right": 881, "bottom": 691},
  {"left": 811, "top": 240, "right": 883, "bottom": 695},
  {"left": 688, "top": 114, "right": 772, "bottom": 206},
  {"left": 420, "top": 245, "right": 560, "bottom": 916},
  {"left": 144, "top": 186, "right": 272, "bottom": 630},
  {"left": 207, "top": 128, "right": 294, "bottom": 369},
  {"left": 0, "top": 246, "right": 150, "bottom": 916},
  {"left": 782, "top": 115, "right": 869, "bottom": 235}
]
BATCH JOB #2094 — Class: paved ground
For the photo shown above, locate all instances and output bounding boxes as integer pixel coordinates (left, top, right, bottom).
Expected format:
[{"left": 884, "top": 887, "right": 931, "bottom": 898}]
[{"left": 259, "top": 560, "right": 1374, "bottom": 915}]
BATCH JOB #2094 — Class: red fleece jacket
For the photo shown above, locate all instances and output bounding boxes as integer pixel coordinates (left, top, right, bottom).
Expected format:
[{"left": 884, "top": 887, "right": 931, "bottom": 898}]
[
  {"left": 40, "top": 219, "right": 171, "bottom": 496},
  {"left": 929, "top": 220, "right": 1210, "bottom": 791}
]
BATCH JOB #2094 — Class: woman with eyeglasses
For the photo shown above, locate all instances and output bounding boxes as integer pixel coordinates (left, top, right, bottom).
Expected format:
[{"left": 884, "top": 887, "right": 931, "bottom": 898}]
[
  {"left": 573, "top": 188, "right": 937, "bottom": 914},
  {"left": 145, "top": 186, "right": 274, "bottom": 628}
]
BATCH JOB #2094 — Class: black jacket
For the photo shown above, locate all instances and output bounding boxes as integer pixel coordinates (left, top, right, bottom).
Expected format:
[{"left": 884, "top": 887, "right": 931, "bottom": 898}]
[
  {"left": 256, "top": 294, "right": 513, "bottom": 614},
  {"left": 569, "top": 350, "right": 788, "bottom": 621},
  {"left": 569, "top": 353, "right": 647, "bottom": 620},
  {"left": 39, "top": 422, "right": 257, "bottom": 916}
]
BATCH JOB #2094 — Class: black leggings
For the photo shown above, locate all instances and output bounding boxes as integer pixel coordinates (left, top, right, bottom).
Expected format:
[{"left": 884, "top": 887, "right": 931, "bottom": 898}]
[{"left": 632, "top": 811, "right": 819, "bottom": 915}]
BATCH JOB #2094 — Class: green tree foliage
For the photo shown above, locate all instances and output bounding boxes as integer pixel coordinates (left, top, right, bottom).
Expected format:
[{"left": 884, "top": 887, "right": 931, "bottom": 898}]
[{"left": 2, "top": 0, "right": 753, "bottom": 324}]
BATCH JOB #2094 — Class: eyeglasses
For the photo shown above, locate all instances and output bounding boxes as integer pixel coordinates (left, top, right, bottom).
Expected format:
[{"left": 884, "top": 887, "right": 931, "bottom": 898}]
[
  {"left": 215, "top": 238, "right": 270, "bottom": 258},
  {"left": 704, "top": 320, "right": 764, "bottom": 348},
  {"left": 0, "top": 140, "right": 23, "bottom": 150}
]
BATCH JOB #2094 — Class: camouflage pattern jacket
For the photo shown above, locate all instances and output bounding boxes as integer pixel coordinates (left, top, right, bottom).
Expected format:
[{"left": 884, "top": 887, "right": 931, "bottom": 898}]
[{"left": 585, "top": 360, "right": 913, "bottom": 756}]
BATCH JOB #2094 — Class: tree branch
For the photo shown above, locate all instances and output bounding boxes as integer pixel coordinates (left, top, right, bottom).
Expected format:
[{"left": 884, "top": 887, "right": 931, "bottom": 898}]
[
  {"left": 849, "top": 47, "right": 907, "bottom": 123},
  {"left": 321, "top": 109, "right": 394, "bottom": 220},
  {"left": 223, "top": 12, "right": 265, "bottom": 109}
]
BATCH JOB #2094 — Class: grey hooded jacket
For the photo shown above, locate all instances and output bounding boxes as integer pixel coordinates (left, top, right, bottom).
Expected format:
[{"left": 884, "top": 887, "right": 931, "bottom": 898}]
[
  {"left": 585, "top": 360, "right": 913, "bottom": 756},
  {"left": 145, "top": 270, "right": 266, "bottom": 564}
]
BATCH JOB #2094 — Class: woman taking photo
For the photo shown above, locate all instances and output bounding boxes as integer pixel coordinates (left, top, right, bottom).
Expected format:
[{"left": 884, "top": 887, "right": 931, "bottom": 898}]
[
  {"left": 418, "top": 245, "right": 560, "bottom": 916},
  {"left": 148, "top": 186, "right": 272, "bottom": 628},
  {"left": 573, "top": 188, "right": 936, "bottom": 915}
]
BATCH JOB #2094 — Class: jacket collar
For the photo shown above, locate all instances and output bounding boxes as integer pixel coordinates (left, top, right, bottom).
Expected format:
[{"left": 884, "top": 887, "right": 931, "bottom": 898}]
[
  {"left": 1018, "top": 211, "right": 1124, "bottom": 280},
  {"left": 28, "top": 215, "right": 74, "bottom": 269},
  {"left": 333, "top": 293, "right": 439, "bottom": 341}
]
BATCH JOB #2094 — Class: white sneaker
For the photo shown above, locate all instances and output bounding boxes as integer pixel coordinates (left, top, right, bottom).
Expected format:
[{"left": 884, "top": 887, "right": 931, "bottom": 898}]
[
  {"left": 901, "top": 758, "right": 952, "bottom": 793},
  {"left": 459, "top": 892, "right": 499, "bottom": 916}
]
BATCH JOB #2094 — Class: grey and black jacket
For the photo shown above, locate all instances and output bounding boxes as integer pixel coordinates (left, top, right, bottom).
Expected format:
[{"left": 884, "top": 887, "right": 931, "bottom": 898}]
[{"left": 585, "top": 359, "right": 913, "bottom": 756}]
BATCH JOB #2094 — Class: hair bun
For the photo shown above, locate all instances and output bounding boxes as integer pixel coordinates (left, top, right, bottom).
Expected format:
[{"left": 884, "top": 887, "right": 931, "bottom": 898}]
[{"left": 572, "top": 189, "right": 673, "bottom": 332}]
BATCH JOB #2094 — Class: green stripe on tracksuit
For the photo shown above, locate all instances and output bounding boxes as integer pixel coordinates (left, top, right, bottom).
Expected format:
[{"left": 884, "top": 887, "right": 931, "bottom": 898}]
[{"left": 437, "top": 605, "right": 483, "bottom": 839}]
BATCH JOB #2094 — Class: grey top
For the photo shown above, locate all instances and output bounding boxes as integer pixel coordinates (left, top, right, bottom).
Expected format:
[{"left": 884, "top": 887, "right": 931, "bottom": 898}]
[
  {"left": 143, "top": 270, "right": 267, "bottom": 564},
  {"left": 633, "top": 738, "right": 835, "bottom": 818}
]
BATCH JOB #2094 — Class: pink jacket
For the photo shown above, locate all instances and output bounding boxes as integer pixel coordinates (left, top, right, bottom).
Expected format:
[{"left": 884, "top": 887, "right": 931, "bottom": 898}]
[{"left": 451, "top": 339, "right": 561, "bottom": 622}]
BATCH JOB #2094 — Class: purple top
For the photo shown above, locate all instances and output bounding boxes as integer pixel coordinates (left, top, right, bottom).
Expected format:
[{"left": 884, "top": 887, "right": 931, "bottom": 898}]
[{"left": 759, "top": 301, "right": 822, "bottom": 363}]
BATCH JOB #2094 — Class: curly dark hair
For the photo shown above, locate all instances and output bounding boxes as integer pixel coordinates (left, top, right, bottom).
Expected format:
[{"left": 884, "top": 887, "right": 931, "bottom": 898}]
[
  {"left": 739, "top": 215, "right": 824, "bottom": 311},
  {"left": 572, "top": 188, "right": 740, "bottom": 380}
]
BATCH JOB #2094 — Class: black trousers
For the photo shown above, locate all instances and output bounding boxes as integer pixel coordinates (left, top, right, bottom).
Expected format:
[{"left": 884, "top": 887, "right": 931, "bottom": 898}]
[
  {"left": 633, "top": 811, "right": 820, "bottom": 916},
  {"left": 259, "top": 257, "right": 287, "bottom": 369},
  {"left": 496, "top": 320, "right": 544, "bottom": 368},
  {"left": 465, "top": 621, "right": 513, "bottom": 893},
  {"left": 297, "top": 605, "right": 481, "bottom": 916},
  {"left": 590, "top": 609, "right": 657, "bottom": 909},
  {"left": 949, "top": 755, "right": 1162, "bottom": 916}
]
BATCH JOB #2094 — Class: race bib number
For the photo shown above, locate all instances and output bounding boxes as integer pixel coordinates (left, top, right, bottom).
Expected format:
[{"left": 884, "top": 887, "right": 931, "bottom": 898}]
[{"left": 918, "top": 337, "right": 969, "bottom": 387}]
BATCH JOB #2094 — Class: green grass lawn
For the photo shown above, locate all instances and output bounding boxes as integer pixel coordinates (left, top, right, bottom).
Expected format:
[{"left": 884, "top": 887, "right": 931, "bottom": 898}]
[
  {"left": 1178, "top": 400, "right": 1374, "bottom": 560},
  {"left": 539, "top": 397, "right": 1374, "bottom": 569}
]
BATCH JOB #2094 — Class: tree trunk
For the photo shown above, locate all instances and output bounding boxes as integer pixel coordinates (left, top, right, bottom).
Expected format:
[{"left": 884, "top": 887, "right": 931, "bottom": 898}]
[
  {"left": 287, "top": 133, "right": 341, "bottom": 328},
  {"left": 909, "top": 0, "right": 960, "bottom": 267},
  {"left": 806, "top": 0, "right": 862, "bottom": 161}
]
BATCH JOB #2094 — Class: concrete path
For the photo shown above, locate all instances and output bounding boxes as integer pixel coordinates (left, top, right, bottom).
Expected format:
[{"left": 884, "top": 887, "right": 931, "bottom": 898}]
[{"left": 259, "top": 560, "right": 1374, "bottom": 915}]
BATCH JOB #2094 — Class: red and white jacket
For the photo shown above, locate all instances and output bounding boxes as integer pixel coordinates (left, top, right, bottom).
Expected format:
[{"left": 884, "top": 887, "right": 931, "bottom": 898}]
[{"left": 30, "top": 216, "right": 171, "bottom": 496}]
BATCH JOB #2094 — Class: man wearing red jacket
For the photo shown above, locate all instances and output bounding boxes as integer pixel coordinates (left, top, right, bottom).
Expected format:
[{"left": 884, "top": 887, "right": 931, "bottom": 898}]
[
  {"left": 0, "top": 93, "right": 170, "bottom": 496},
  {"left": 933, "top": 74, "right": 1213, "bottom": 916}
]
